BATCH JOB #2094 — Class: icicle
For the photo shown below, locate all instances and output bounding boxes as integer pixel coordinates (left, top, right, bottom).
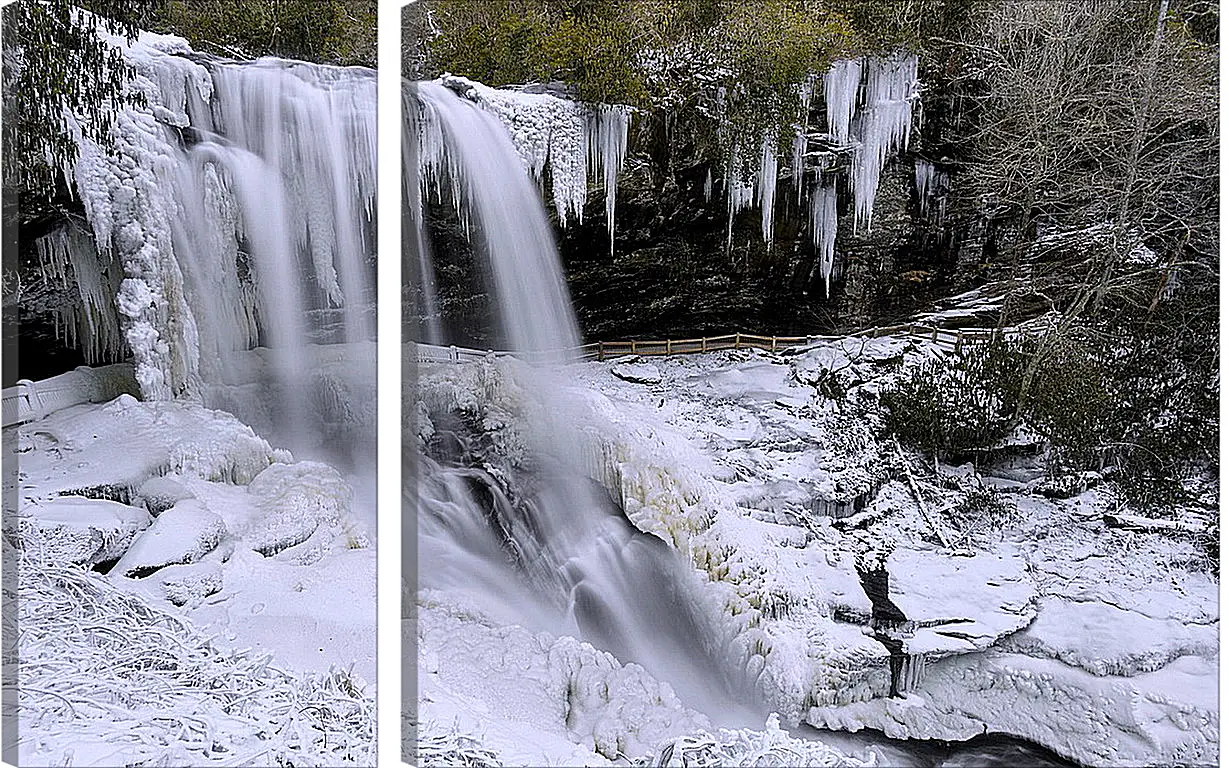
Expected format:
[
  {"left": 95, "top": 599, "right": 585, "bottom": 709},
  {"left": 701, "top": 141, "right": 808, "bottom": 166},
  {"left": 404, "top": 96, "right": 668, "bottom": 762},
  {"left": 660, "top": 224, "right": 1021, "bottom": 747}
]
[
  {"left": 914, "top": 159, "right": 934, "bottom": 217},
  {"left": 809, "top": 178, "right": 838, "bottom": 297},
  {"left": 758, "top": 133, "right": 778, "bottom": 246},
  {"left": 725, "top": 143, "right": 756, "bottom": 252},
  {"left": 824, "top": 59, "right": 862, "bottom": 144},
  {"left": 593, "top": 104, "right": 631, "bottom": 256},
  {"left": 703, "top": 168, "right": 713, "bottom": 203},
  {"left": 850, "top": 52, "right": 918, "bottom": 233},
  {"left": 791, "top": 130, "right": 807, "bottom": 203}
]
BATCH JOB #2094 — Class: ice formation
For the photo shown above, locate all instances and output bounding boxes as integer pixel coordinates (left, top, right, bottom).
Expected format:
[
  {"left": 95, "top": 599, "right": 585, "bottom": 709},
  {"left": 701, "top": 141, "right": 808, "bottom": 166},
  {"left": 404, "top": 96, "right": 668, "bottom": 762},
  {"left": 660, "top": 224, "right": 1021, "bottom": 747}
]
[
  {"left": 851, "top": 53, "right": 918, "bottom": 233},
  {"left": 55, "top": 26, "right": 377, "bottom": 435},
  {"left": 913, "top": 159, "right": 948, "bottom": 220},
  {"left": 421, "top": 75, "right": 632, "bottom": 245},
  {"left": 717, "top": 53, "right": 916, "bottom": 279},
  {"left": 824, "top": 59, "right": 862, "bottom": 145},
  {"left": 33, "top": 220, "right": 125, "bottom": 365},
  {"left": 810, "top": 179, "right": 839, "bottom": 296}
]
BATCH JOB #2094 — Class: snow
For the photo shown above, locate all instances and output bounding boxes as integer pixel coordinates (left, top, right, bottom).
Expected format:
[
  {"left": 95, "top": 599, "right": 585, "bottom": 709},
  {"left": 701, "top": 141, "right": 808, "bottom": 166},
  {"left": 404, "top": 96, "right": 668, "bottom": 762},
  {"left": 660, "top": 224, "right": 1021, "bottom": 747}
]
[
  {"left": 416, "top": 329, "right": 1216, "bottom": 766},
  {"left": 111, "top": 499, "right": 226, "bottom": 577},
  {"left": 612, "top": 361, "right": 663, "bottom": 384},
  {"left": 21, "top": 496, "right": 151, "bottom": 566},
  {"left": 10, "top": 395, "right": 376, "bottom": 760}
]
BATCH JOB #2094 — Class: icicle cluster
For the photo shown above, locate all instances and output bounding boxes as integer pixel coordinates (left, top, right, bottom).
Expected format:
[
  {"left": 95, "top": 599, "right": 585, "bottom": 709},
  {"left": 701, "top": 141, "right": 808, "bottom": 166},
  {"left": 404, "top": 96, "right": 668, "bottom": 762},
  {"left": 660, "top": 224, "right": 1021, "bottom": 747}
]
[
  {"left": 823, "top": 59, "right": 862, "bottom": 145},
  {"left": 717, "top": 51, "right": 918, "bottom": 281},
  {"left": 437, "top": 75, "right": 632, "bottom": 247},
  {"left": 851, "top": 53, "right": 919, "bottom": 233},
  {"left": 33, "top": 221, "right": 125, "bottom": 364}
]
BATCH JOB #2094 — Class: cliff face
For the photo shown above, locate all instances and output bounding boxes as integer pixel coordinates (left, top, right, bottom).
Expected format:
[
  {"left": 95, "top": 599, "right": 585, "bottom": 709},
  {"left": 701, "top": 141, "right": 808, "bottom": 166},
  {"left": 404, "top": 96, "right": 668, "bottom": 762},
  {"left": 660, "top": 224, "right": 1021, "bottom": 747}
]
[{"left": 415, "top": 45, "right": 1028, "bottom": 345}]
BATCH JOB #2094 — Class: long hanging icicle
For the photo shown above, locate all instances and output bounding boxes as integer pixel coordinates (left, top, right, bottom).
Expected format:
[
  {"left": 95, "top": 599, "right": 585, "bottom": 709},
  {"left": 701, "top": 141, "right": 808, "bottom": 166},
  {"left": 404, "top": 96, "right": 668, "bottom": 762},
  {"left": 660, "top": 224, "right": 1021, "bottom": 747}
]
[
  {"left": 824, "top": 59, "right": 862, "bottom": 144},
  {"left": 809, "top": 177, "right": 838, "bottom": 297},
  {"left": 757, "top": 132, "right": 779, "bottom": 246},
  {"left": 590, "top": 104, "right": 632, "bottom": 256}
]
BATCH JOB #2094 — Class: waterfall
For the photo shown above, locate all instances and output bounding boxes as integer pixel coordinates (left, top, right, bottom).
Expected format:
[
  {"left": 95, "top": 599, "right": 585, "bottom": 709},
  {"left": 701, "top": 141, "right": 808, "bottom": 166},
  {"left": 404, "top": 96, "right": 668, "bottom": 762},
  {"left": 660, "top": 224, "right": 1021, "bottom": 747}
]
[
  {"left": 56, "top": 29, "right": 376, "bottom": 454},
  {"left": 409, "top": 79, "right": 582, "bottom": 357},
  {"left": 408, "top": 79, "right": 756, "bottom": 723}
]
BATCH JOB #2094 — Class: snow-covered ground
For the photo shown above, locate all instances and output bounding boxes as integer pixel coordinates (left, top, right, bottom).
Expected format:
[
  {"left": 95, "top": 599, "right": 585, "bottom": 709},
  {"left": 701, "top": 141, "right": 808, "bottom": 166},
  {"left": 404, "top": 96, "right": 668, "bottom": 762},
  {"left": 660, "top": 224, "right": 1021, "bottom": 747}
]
[
  {"left": 413, "top": 335, "right": 1217, "bottom": 767},
  {"left": 9, "top": 396, "right": 376, "bottom": 765}
]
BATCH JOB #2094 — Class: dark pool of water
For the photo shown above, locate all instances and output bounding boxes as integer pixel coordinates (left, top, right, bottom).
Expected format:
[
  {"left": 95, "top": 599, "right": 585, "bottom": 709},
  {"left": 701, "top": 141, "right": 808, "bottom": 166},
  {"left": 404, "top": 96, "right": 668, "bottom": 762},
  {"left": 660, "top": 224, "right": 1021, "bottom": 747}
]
[{"left": 798, "top": 724, "right": 1081, "bottom": 768}]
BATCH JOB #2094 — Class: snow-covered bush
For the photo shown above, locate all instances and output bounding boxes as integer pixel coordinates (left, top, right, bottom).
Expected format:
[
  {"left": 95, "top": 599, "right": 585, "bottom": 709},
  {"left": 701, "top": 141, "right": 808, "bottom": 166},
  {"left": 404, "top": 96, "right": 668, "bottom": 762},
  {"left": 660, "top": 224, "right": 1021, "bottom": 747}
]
[
  {"left": 880, "top": 341, "right": 1025, "bottom": 458},
  {"left": 8, "top": 524, "right": 375, "bottom": 766}
]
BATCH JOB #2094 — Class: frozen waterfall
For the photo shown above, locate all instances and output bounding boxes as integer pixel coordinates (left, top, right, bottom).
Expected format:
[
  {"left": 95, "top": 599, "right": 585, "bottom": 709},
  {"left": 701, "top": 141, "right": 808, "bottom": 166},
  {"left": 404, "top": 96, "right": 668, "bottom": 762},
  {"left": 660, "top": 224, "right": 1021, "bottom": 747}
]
[
  {"left": 54, "top": 29, "right": 376, "bottom": 455},
  {"left": 408, "top": 79, "right": 582, "bottom": 357},
  {"left": 426, "top": 76, "right": 632, "bottom": 255}
]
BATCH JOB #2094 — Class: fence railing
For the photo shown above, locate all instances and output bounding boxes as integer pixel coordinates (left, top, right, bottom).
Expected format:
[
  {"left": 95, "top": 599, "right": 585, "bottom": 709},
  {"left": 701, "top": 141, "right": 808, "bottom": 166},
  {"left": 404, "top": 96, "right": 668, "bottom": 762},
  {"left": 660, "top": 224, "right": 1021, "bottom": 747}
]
[
  {"left": 2, "top": 363, "right": 140, "bottom": 429},
  {"left": 416, "top": 319, "right": 1054, "bottom": 365}
]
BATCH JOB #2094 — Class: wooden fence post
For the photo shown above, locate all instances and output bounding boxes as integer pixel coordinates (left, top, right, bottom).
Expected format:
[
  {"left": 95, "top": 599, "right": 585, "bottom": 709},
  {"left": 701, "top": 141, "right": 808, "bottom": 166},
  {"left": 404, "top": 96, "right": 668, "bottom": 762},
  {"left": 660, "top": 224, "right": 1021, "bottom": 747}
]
[
  {"left": 771, "top": 336, "right": 777, "bottom": 352},
  {"left": 735, "top": 333, "right": 741, "bottom": 350},
  {"left": 598, "top": 341, "right": 605, "bottom": 361},
  {"left": 667, "top": 339, "right": 672, "bottom": 355},
  {"left": 702, "top": 337, "right": 708, "bottom": 353},
  {"left": 631, "top": 340, "right": 637, "bottom": 354}
]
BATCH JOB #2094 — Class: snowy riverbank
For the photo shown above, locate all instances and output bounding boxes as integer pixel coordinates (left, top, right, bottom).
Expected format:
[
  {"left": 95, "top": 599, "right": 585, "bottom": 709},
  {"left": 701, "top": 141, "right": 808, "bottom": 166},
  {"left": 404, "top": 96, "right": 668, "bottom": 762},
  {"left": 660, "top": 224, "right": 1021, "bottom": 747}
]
[
  {"left": 8, "top": 396, "right": 376, "bottom": 765},
  {"left": 413, "top": 335, "right": 1217, "bottom": 767}
]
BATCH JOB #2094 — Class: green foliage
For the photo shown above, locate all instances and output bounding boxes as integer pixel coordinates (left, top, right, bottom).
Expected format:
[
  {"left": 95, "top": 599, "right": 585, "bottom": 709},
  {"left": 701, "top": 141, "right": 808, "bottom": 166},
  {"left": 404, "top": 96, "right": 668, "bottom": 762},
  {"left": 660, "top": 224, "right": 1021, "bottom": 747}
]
[
  {"left": 149, "top": 0, "right": 377, "bottom": 68},
  {"left": 2, "top": 0, "right": 159, "bottom": 200},
  {"left": 414, "top": 0, "right": 918, "bottom": 161},
  {"left": 883, "top": 300, "right": 1218, "bottom": 508},
  {"left": 881, "top": 341, "right": 1026, "bottom": 457}
]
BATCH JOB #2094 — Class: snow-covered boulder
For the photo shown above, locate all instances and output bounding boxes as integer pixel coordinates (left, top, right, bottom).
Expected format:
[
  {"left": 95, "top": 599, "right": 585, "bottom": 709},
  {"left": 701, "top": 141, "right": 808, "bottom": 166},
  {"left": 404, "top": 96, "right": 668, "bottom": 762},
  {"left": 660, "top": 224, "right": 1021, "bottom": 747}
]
[
  {"left": 243, "top": 461, "right": 355, "bottom": 557},
  {"left": 134, "top": 474, "right": 194, "bottom": 515},
  {"left": 111, "top": 499, "right": 225, "bottom": 577},
  {"left": 22, "top": 496, "right": 151, "bottom": 566},
  {"left": 888, "top": 543, "right": 1037, "bottom": 656},
  {"left": 611, "top": 361, "right": 662, "bottom": 385}
]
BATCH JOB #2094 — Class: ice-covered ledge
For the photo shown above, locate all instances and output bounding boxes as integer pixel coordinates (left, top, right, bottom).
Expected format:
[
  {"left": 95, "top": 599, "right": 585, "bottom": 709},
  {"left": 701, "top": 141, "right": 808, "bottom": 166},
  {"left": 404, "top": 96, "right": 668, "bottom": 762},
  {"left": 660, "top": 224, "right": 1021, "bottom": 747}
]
[{"left": 430, "top": 74, "right": 631, "bottom": 242}]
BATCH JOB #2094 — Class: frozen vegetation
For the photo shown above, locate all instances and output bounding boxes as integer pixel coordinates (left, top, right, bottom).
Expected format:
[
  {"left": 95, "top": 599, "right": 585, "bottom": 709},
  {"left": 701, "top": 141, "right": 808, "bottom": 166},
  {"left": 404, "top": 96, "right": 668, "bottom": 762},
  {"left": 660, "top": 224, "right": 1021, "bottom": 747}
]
[{"left": 11, "top": 397, "right": 375, "bottom": 765}]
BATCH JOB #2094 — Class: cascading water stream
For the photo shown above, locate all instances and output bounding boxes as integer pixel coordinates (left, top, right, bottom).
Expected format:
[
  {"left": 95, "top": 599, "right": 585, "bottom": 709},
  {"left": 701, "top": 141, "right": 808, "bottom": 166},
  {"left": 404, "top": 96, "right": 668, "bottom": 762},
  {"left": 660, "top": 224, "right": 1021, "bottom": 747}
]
[
  {"left": 409, "top": 75, "right": 1092, "bottom": 767},
  {"left": 408, "top": 79, "right": 758, "bottom": 723}
]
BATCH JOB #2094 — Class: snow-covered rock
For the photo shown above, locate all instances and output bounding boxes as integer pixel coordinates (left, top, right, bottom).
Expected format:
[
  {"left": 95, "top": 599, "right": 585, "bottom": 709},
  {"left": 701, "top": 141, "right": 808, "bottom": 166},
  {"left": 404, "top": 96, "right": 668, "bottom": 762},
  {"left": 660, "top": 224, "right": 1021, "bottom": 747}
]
[
  {"left": 21, "top": 496, "right": 151, "bottom": 566},
  {"left": 134, "top": 474, "right": 194, "bottom": 514},
  {"left": 243, "top": 461, "right": 356, "bottom": 558},
  {"left": 111, "top": 499, "right": 225, "bottom": 577},
  {"left": 612, "top": 361, "right": 663, "bottom": 385}
]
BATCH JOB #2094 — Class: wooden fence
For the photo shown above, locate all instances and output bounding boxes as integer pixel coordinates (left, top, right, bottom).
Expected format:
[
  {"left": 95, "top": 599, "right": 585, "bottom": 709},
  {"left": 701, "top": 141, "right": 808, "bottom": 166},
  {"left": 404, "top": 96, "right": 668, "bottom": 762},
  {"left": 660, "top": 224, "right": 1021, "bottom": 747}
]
[{"left": 416, "top": 319, "right": 1052, "bottom": 365}]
